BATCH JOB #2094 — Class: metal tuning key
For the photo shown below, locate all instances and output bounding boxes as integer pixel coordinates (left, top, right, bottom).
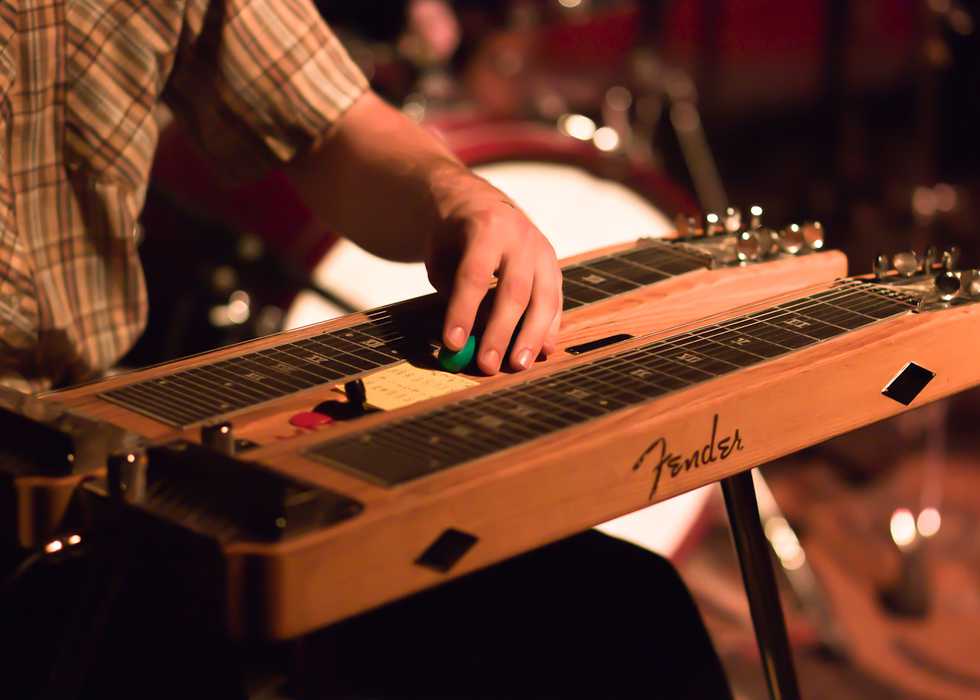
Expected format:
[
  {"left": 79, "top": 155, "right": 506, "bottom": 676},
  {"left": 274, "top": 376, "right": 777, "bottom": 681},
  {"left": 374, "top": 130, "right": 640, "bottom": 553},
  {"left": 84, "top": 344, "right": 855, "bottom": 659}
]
[
  {"left": 935, "top": 271, "right": 960, "bottom": 301},
  {"left": 723, "top": 207, "right": 742, "bottom": 234},
  {"left": 801, "top": 221, "right": 825, "bottom": 250},
  {"left": 675, "top": 214, "right": 704, "bottom": 238},
  {"left": 923, "top": 246, "right": 939, "bottom": 272},
  {"left": 760, "top": 228, "right": 781, "bottom": 257},
  {"left": 893, "top": 251, "right": 920, "bottom": 278},
  {"left": 961, "top": 269, "right": 980, "bottom": 297},
  {"left": 736, "top": 230, "right": 765, "bottom": 262},
  {"left": 943, "top": 246, "right": 961, "bottom": 272},
  {"left": 704, "top": 212, "right": 725, "bottom": 236},
  {"left": 748, "top": 204, "right": 764, "bottom": 229},
  {"left": 779, "top": 224, "right": 805, "bottom": 255},
  {"left": 874, "top": 254, "right": 890, "bottom": 279}
]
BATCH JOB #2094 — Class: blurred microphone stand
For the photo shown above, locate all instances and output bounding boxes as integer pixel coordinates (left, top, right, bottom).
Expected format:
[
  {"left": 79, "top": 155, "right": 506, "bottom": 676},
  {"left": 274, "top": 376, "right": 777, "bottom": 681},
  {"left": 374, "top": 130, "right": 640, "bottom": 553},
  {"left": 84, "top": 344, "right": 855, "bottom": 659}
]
[{"left": 630, "top": 49, "right": 728, "bottom": 213}]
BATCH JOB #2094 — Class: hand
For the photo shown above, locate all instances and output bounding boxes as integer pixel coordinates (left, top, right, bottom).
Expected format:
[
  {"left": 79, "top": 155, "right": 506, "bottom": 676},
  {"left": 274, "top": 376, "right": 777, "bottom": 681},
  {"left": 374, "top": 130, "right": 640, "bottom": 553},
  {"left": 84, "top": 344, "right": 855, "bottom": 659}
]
[{"left": 425, "top": 168, "right": 562, "bottom": 374}]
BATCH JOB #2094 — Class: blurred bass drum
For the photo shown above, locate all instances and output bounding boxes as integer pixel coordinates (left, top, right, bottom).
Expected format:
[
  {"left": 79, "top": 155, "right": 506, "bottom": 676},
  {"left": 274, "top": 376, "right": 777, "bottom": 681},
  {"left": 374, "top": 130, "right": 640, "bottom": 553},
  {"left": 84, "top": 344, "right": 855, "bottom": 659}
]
[{"left": 284, "top": 117, "right": 709, "bottom": 561}]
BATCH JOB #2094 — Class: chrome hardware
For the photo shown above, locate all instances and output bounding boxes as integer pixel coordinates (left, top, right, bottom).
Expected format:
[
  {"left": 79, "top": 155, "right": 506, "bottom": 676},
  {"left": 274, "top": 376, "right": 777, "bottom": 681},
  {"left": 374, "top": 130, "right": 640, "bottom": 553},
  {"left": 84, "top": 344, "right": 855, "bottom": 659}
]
[
  {"left": 943, "top": 246, "right": 960, "bottom": 272},
  {"left": 801, "top": 221, "right": 825, "bottom": 250},
  {"left": 675, "top": 214, "right": 704, "bottom": 237},
  {"left": 962, "top": 270, "right": 980, "bottom": 297},
  {"left": 893, "top": 251, "right": 920, "bottom": 278},
  {"left": 736, "top": 230, "right": 765, "bottom": 262},
  {"left": 934, "top": 271, "right": 960, "bottom": 301},
  {"left": 201, "top": 421, "right": 235, "bottom": 454},
  {"left": 760, "top": 228, "right": 781, "bottom": 257},
  {"left": 749, "top": 204, "right": 764, "bottom": 229},
  {"left": 704, "top": 212, "right": 725, "bottom": 236},
  {"left": 779, "top": 224, "right": 805, "bottom": 255},
  {"left": 723, "top": 207, "right": 742, "bottom": 234},
  {"left": 923, "top": 246, "right": 938, "bottom": 271},
  {"left": 874, "top": 254, "right": 890, "bottom": 279}
]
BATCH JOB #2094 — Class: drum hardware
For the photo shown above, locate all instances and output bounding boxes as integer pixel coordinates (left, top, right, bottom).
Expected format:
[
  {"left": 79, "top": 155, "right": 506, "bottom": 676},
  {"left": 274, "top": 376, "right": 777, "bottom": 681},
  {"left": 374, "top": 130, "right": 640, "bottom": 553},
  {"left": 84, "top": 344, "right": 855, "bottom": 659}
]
[
  {"left": 752, "top": 470, "right": 847, "bottom": 655},
  {"left": 880, "top": 507, "right": 931, "bottom": 617}
]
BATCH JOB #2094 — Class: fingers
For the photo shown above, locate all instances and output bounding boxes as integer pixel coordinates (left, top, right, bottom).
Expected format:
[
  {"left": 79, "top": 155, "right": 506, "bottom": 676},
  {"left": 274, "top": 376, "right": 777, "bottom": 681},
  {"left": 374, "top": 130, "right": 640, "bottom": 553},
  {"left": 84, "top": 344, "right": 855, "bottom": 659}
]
[
  {"left": 507, "top": 256, "right": 561, "bottom": 371},
  {"left": 478, "top": 251, "right": 535, "bottom": 374},
  {"left": 441, "top": 234, "right": 500, "bottom": 351},
  {"left": 540, "top": 285, "right": 563, "bottom": 358},
  {"left": 435, "top": 196, "right": 561, "bottom": 373}
]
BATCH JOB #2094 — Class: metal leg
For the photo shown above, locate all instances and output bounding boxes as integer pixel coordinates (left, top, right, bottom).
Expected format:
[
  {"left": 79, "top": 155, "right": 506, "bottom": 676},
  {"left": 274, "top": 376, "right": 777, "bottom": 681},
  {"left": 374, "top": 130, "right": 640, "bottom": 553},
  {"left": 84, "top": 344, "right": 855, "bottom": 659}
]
[{"left": 721, "top": 470, "right": 801, "bottom": 700}]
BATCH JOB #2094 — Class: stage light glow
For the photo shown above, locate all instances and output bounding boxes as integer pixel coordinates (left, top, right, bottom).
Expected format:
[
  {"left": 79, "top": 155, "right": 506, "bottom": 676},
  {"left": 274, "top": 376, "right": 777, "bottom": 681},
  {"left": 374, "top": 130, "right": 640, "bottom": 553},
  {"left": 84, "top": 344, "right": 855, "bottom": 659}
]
[
  {"left": 44, "top": 540, "right": 63, "bottom": 554},
  {"left": 559, "top": 114, "right": 596, "bottom": 141},
  {"left": 605, "top": 86, "right": 633, "bottom": 111},
  {"left": 917, "top": 507, "right": 942, "bottom": 538},
  {"left": 764, "top": 517, "right": 806, "bottom": 571},
  {"left": 912, "top": 186, "right": 937, "bottom": 218},
  {"left": 890, "top": 508, "right": 917, "bottom": 549},
  {"left": 934, "top": 183, "right": 957, "bottom": 212},
  {"left": 67, "top": 534, "right": 82, "bottom": 546},
  {"left": 593, "top": 127, "right": 620, "bottom": 152}
]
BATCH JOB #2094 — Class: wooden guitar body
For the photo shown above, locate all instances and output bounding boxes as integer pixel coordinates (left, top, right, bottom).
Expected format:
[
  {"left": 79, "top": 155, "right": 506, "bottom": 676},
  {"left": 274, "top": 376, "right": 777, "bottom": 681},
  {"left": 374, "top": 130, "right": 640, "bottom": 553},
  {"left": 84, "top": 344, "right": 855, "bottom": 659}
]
[{"left": 4, "top": 235, "right": 841, "bottom": 550}]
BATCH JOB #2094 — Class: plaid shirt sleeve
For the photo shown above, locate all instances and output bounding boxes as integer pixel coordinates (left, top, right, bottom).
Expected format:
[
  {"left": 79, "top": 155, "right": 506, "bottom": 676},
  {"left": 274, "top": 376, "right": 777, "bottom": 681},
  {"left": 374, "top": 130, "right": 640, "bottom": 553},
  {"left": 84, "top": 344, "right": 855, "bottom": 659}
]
[{"left": 165, "top": 0, "right": 369, "bottom": 177}]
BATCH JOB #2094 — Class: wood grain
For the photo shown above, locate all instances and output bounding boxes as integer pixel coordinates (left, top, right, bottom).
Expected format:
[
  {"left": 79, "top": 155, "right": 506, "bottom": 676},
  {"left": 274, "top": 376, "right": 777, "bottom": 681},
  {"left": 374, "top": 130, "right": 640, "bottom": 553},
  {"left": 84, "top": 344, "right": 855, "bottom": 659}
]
[{"left": 215, "top": 287, "right": 980, "bottom": 640}]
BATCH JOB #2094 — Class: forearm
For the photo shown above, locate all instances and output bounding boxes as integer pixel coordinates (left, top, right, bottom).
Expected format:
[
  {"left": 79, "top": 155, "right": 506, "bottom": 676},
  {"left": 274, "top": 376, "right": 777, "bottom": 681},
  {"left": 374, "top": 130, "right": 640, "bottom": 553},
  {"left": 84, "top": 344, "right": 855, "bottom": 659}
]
[
  {"left": 284, "top": 90, "right": 468, "bottom": 261},
  {"left": 286, "top": 89, "right": 561, "bottom": 375}
]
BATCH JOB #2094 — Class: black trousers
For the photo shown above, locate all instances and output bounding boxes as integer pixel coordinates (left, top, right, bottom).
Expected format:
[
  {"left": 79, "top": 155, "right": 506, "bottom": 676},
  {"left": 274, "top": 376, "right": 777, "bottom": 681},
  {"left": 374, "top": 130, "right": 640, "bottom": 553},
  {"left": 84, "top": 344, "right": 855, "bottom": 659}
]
[
  {"left": 10, "top": 530, "right": 730, "bottom": 699},
  {"left": 292, "top": 530, "right": 731, "bottom": 699}
]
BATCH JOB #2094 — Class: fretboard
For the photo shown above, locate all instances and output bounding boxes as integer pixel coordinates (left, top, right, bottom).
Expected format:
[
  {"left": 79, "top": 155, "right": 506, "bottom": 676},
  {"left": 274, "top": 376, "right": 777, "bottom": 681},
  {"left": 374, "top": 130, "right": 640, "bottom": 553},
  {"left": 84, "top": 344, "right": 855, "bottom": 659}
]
[
  {"left": 559, "top": 240, "right": 709, "bottom": 309},
  {"left": 98, "top": 240, "right": 711, "bottom": 427},
  {"left": 100, "top": 313, "right": 406, "bottom": 427},
  {"left": 307, "top": 282, "right": 918, "bottom": 486}
]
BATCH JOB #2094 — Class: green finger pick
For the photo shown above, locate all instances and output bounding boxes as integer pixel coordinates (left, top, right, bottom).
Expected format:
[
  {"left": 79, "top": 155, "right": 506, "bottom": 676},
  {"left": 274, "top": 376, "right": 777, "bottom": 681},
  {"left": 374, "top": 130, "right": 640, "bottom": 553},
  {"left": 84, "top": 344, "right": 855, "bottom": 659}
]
[{"left": 438, "top": 335, "right": 477, "bottom": 373}]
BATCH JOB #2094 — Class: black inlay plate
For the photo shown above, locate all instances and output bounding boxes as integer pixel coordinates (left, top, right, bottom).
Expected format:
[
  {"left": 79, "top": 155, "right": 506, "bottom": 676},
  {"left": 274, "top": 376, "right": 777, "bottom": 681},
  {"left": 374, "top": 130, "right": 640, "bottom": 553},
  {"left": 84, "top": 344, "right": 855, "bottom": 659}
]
[
  {"left": 882, "top": 362, "right": 935, "bottom": 406},
  {"left": 416, "top": 528, "right": 479, "bottom": 573}
]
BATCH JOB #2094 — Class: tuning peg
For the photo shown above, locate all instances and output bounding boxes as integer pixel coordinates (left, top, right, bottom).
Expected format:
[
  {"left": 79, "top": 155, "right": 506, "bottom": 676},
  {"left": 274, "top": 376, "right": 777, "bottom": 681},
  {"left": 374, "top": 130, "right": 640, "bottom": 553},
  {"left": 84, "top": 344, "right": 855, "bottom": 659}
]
[
  {"left": 962, "top": 269, "right": 980, "bottom": 296},
  {"left": 761, "top": 228, "right": 781, "bottom": 256},
  {"left": 749, "top": 205, "right": 764, "bottom": 229},
  {"left": 893, "top": 251, "right": 920, "bottom": 278},
  {"left": 943, "top": 246, "right": 961, "bottom": 271},
  {"left": 778, "top": 224, "right": 805, "bottom": 255},
  {"left": 923, "top": 246, "right": 938, "bottom": 271},
  {"left": 801, "top": 221, "right": 825, "bottom": 250},
  {"left": 723, "top": 207, "right": 742, "bottom": 234},
  {"left": 935, "top": 271, "right": 960, "bottom": 301},
  {"left": 675, "top": 214, "right": 704, "bottom": 237},
  {"left": 736, "top": 230, "right": 765, "bottom": 262},
  {"left": 704, "top": 212, "right": 725, "bottom": 236},
  {"left": 874, "top": 254, "right": 890, "bottom": 278}
]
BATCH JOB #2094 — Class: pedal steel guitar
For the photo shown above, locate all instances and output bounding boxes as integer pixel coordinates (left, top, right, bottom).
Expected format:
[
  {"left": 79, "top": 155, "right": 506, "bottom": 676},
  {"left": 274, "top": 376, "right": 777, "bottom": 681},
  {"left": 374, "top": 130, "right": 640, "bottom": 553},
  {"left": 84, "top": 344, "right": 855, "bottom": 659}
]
[{"left": 7, "top": 218, "right": 841, "bottom": 549}]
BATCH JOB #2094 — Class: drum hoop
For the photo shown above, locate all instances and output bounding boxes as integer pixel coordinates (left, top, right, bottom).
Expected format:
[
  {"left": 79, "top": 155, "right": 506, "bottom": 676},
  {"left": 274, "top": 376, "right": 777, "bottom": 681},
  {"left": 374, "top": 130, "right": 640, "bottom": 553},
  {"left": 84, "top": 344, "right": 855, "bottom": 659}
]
[{"left": 430, "top": 119, "right": 697, "bottom": 218}]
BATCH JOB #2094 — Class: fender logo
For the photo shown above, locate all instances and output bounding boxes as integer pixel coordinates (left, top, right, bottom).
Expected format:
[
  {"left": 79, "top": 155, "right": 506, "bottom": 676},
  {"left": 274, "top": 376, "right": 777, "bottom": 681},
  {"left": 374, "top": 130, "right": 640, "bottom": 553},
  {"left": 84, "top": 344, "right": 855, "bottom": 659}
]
[{"left": 632, "top": 414, "right": 744, "bottom": 499}]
